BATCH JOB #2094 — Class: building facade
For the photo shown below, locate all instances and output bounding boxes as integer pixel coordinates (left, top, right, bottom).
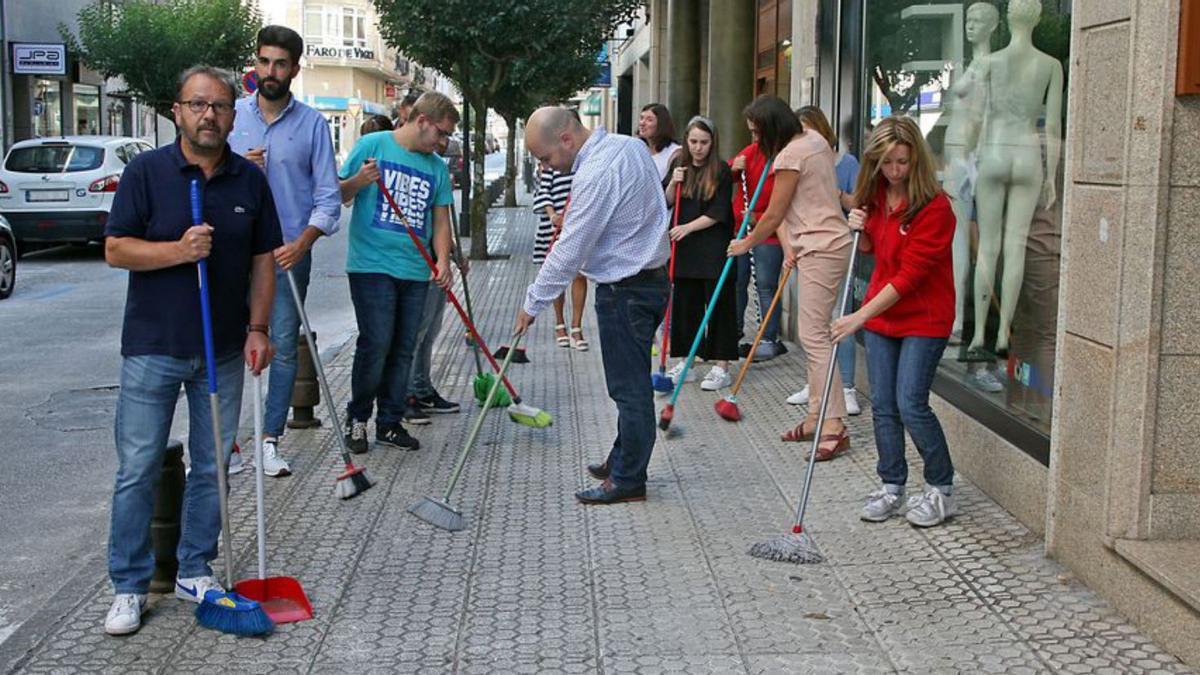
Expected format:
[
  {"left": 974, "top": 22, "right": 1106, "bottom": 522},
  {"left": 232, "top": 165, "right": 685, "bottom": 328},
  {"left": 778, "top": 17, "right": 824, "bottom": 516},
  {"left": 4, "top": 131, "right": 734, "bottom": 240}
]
[{"left": 623, "top": 0, "right": 1200, "bottom": 666}]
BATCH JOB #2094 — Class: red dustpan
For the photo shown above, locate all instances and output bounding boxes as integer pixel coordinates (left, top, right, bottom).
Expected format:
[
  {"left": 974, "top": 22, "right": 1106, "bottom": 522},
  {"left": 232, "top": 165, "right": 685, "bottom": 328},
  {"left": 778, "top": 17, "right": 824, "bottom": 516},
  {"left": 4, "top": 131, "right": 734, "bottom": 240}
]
[{"left": 234, "top": 369, "right": 313, "bottom": 624}]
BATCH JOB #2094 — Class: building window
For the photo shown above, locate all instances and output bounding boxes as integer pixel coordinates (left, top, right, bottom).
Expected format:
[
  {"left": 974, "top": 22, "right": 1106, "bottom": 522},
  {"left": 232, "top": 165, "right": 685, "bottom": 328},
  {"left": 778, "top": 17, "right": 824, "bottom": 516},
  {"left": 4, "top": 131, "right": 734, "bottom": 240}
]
[
  {"left": 304, "top": 4, "right": 366, "bottom": 48},
  {"left": 32, "top": 79, "right": 63, "bottom": 138},
  {"left": 74, "top": 83, "right": 100, "bottom": 135},
  {"left": 755, "top": 0, "right": 793, "bottom": 100},
  {"left": 858, "top": 0, "right": 1072, "bottom": 447}
]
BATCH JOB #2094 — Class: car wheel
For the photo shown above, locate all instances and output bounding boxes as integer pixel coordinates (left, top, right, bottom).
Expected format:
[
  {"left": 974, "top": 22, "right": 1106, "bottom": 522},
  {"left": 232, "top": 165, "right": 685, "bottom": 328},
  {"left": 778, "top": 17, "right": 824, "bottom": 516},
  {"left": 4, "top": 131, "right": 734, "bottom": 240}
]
[{"left": 0, "top": 235, "right": 15, "bottom": 299}]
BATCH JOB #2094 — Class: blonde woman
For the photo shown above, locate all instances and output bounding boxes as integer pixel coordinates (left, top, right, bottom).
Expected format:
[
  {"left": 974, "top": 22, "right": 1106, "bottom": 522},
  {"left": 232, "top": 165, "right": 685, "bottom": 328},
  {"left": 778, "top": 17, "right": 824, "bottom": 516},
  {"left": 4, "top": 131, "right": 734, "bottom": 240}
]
[
  {"left": 728, "top": 95, "right": 852, "bottom": 462},
  {"left": 830, "top": 116, "right": 958, "bottom": 527}
]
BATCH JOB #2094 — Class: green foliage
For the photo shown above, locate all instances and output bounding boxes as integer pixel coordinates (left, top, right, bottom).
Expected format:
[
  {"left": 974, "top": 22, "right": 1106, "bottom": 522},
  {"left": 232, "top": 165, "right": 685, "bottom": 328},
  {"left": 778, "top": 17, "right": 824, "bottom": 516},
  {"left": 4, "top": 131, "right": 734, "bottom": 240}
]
[{"left": 62, "top": 0, "right": 261, "bottom": 118}]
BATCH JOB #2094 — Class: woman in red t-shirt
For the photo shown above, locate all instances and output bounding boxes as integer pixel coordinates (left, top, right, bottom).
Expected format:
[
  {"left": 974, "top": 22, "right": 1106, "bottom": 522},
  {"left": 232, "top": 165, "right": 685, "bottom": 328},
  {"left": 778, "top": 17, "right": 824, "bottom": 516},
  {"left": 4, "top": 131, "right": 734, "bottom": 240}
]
[{"left": 830, "top": 116, "right": 959, "bottom": 528}]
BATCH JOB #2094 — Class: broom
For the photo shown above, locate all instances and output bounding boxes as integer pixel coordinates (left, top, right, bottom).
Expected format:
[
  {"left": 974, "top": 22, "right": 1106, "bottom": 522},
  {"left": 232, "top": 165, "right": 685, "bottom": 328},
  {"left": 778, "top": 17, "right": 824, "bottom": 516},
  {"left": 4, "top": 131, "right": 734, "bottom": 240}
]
[
  {"left": 449, "top": 201, "right": 511, "bottom": 407},
  {"left": 408, "top": 333, "right": 522, "bottom": 531},
  {"left": 187, "top": 179, "right": 273, "bottom": 636},
  {"left": 659, "top": 160, "right": 773, "bottom": 433},
  {"left": 285, "top": 269, "right": 375, "bottom": 499},
  {"left": 651, "top": 184, "right": 682, "bottom": 393},
  {"left": 375, "top": 177, "right": 550, "bottom": 428},
  {"left": 749, "top": 231, "right": 861, "bottom": 564},
  {"left": 714, "top": 264, "right": 793, "bottom": 422}
]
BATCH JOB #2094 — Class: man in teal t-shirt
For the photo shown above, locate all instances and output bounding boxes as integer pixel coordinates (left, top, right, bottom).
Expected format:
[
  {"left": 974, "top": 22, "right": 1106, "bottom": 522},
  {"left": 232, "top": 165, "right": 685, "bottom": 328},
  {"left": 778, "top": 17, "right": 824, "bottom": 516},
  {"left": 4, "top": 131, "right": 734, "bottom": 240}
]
[{"left": 337, "top": 91, "right": 457, "bottom": 453}]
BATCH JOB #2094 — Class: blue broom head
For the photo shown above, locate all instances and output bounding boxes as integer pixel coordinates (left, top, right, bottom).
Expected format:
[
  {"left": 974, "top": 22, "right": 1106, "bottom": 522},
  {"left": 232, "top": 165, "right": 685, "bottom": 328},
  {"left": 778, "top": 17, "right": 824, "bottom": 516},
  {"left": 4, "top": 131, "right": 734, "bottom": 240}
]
[
  {"left": 195, "top": 589, "right": 275, "bottom": 636},
  {"left": 651, "top": 371, "right": 674, "bottom": 393}
]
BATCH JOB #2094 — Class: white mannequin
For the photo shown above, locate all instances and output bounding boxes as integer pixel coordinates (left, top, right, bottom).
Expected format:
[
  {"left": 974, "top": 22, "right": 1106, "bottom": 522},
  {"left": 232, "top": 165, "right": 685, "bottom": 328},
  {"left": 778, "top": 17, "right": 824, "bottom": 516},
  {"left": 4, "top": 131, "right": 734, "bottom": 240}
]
[
  {"left": 968, "top": 0, "right": 1063, "bottom": 355},
  {"left": 943, "top": 2, "right": 999, "bottom": 336}
]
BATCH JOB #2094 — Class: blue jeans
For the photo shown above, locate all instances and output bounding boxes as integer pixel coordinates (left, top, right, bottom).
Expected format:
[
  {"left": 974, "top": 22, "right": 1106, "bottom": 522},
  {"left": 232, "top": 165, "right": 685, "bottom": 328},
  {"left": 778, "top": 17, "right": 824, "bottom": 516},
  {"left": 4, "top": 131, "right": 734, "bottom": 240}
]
[
  {"left": 347, "top": 273, "right": 429, "bottom": 426},
  {"left": 264, "top": 253, "right": 312, "bottom": 437},
  {"left": 863, "top": 330, "right": 953, "bottom": 490},
  {"left": 734, "top": 243, "right": 783, "bottom": 343},
  {"left": 409, "top": 281, "right": 447, "bottom": 399},
  {"left": 108, "top": 351, "right": 244, "bottom": 594},
  {"left": 596, "top": 268, "right": 669, "bottom": 488}
]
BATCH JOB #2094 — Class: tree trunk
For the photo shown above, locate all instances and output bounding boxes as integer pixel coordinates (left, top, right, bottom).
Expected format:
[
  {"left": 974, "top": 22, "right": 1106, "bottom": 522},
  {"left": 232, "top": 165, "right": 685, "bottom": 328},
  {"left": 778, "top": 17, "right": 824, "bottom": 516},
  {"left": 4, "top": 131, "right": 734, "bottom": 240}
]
[
  {"left": 468, "top": 96, "right": 489, "bottom": 260},
  {"left": 504, "top": 115, "right": 518, "bottom": 207}
]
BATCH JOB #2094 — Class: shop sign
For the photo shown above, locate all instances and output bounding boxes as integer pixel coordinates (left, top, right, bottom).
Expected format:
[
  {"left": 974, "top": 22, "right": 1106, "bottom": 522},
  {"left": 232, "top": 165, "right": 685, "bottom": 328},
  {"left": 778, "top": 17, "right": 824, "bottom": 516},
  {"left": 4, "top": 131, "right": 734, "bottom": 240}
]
[
  {"left": 12, "top": 43, "right": 66, "bottom": 76},
  {"left": 306, "top": 45, "right": 376, "bottom": 62}
]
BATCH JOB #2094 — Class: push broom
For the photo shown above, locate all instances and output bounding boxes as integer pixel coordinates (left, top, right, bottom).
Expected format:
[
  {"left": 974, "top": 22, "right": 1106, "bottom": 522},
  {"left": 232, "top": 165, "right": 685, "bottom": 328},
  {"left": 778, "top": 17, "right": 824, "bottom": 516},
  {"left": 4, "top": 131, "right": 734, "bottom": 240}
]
[
  {"left": 749, "top": 231, "right": 861, "bottom": 565},
  {"left": 658, "top": 160, "right": 773, "bottom": 434},
  {"left": 651, "top": 184, "right": 681, "bottom": 394},
  {"left": 408, "top": 333, "right": 522, "bottom": 531},
  {"left": 375, "top": 177, "right": 551, "bottom": 428},
  {"left": 714, "top": 264, "right": 793, "bottom": 422},
  {"left": 449, "top": 201, "right": 511, "bottom": 407},
  {"left": 187, "top": 180, "right": 273, "bottom": 637}
]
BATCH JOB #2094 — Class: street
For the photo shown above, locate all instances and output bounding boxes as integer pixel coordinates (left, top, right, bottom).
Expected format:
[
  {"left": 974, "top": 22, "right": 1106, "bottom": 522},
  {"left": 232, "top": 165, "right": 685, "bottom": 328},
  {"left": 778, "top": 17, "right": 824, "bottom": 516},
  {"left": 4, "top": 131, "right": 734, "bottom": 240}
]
[{"left": 0, "top": 150, "right": 505, "bottom": 647}]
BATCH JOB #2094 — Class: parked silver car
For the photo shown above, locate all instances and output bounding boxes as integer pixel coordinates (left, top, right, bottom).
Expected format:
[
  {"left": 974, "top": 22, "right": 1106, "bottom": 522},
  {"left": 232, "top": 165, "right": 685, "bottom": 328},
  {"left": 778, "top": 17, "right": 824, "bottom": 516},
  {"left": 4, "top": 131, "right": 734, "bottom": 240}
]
[
  {"left": 0, "top": 213, "right": 16, "bottom": 299},
  {"left": 0, "top": 136, "right": 154, "bottom": 249}
]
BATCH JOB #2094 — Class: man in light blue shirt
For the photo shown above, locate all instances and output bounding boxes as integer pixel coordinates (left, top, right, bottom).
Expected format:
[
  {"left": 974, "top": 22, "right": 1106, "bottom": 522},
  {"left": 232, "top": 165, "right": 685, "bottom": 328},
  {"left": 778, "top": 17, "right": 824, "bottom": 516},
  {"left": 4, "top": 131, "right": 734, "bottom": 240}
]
[
  {"left": 517, "top": 107, "right": 670, "bottom": 505},
  {"left": 230, "top": 25, "right": 341, "bottom": 477}
]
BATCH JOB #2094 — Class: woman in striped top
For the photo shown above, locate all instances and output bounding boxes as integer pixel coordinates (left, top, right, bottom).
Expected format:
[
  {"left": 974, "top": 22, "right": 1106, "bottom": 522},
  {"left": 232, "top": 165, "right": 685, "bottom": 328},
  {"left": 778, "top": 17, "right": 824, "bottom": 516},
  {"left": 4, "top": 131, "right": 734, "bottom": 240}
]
[{"left": 532, "top": 162, "right": 589, "bottom": 351}]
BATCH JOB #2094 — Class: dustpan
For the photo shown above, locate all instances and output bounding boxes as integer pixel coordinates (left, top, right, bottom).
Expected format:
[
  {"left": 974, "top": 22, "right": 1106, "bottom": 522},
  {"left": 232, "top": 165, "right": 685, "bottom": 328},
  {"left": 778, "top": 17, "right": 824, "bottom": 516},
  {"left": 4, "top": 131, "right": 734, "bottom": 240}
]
[{"left": 234, "top": 367, "right": 313, "bottom": 624}]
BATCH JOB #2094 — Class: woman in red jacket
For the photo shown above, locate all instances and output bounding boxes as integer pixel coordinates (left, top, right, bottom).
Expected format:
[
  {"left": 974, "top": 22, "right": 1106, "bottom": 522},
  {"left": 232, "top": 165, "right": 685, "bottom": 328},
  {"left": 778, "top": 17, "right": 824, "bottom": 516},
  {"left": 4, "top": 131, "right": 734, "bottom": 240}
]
[{"left": 830, "top": 116, "right": 959, "bottom": 528}]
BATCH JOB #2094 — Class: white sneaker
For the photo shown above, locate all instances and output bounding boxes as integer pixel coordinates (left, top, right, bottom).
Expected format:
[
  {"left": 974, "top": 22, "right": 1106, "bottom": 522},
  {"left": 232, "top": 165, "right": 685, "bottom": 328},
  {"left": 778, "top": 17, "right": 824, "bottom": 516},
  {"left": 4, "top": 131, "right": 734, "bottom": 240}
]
[
  {"left": 787, "top": 385, "right": 810, "bottom": 405},
  {"left": 860, "top": 487, "right": 905, "bottom": 522},
  {"left": 666, "top": 361, "right": 695, "bottom": 385},
  {"left": 104, "top": 593, "right": 147, "bottom": 635},
  {"left": 905, "top": 487, "right": 958, "bottom": 527},
  {"left": 700, "top": 366, "right": 732, "bottom": 391},
  {"left": 261, "top": 437, "right": 291, "bottom": 477},
  {"left": 227, "top": 445, "right": 245, "bottom": 476},
  {"left": 175, "top": 575, "right": 224, "bottom": 604},
  {"left": 844, "top": 388, "right": 862, "bottom": 416},
  {"left": 970, "top": 369, "right": 1004, "bottom": 393}
]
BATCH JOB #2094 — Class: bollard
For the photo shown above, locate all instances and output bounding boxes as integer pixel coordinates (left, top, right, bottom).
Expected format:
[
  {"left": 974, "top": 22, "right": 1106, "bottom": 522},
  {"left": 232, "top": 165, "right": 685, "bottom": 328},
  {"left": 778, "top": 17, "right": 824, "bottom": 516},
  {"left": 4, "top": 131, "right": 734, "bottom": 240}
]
[
  {"left": 288, "top": 329, "right": 321, "bottom": 429},
  {"left": 149, "top": 439, "right": 185, "bottom": 593}
]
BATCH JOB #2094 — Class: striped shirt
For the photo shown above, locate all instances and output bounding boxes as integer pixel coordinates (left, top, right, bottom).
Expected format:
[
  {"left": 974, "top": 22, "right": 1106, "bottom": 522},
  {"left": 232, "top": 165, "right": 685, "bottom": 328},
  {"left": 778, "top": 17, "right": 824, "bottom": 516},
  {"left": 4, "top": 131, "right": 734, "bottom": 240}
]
[
  {"left": 523, "top": 127, "right": 670, "bottom": 316},
  {"left": 532, "top": 168, "right": 573, "bottom": 262}
]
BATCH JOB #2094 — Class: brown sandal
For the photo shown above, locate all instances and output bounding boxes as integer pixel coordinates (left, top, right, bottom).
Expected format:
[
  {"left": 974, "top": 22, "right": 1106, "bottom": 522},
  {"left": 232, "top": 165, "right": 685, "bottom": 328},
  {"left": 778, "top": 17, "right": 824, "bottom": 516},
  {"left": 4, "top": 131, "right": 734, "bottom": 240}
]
[
  {"left": 781, "top": 420, "right": 817, "bottom": 443},
  {"left": 808, "top": 430, "right": 850, "bottom": 462}
]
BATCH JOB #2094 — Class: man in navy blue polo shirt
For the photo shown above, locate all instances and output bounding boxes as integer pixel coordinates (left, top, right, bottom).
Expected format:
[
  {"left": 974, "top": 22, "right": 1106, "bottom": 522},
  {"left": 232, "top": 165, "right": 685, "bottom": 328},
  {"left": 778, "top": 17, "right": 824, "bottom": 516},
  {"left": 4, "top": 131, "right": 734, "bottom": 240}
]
[{"left": 101, "top": 65, "right": 282, "bottom": 636}]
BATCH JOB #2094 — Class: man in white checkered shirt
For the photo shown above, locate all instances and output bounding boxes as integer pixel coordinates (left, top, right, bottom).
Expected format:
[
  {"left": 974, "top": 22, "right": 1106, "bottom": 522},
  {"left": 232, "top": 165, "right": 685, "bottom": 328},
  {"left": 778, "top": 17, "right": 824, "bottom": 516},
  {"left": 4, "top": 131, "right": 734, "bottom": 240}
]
[{"left": 516, "top": 106, "right": 671, "bottom": 505}]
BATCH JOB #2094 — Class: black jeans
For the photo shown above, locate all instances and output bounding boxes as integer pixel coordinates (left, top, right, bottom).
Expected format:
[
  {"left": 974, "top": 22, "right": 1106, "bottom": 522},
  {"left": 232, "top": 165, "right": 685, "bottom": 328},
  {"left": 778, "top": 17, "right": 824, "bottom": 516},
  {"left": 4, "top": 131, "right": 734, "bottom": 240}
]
[{"left": 596, "top": 267, "right": 669, "bottom": 488}]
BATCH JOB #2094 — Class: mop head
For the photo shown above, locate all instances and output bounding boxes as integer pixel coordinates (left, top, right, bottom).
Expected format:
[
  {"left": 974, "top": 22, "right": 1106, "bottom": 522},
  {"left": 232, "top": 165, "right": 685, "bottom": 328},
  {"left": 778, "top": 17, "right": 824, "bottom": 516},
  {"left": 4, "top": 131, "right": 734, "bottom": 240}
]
[
  {"left": 657, "top": 405, "right": 674, "bottom": 431},
  {"left": 334, "top": 463, "right": 375, "bottom": 500},
  {"left": 508, "top": 402, "right": 552, "bottom": 428},
  {"left": 195, "top": 589, "right": 274, "bottom": 636},
  {"left": 714, "top": 397, "right": 741, "bottom": 422},
  {"left": 650, "top": 371, "right": 674, "bottom": 393},
  {"left": 474, "top": 373, "right": 512, "bottom": 407},
  {"left": 748, "top": 530, "right": 824, "bottom": 564},
  {"left": 408, "top": 496, "right": 466, "bottom": 531}
]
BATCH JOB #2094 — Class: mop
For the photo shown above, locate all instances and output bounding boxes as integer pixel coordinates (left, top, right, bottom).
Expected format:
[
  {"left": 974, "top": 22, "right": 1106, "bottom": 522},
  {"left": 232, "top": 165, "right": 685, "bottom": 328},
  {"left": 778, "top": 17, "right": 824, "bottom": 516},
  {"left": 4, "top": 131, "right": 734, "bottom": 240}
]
[
  {"left": 658, "top": 160, "right": 773, "bottom": 434},
  {"left": 449, "top": 201, "right": 511, "bottom": 406},
  {"left": 408, "top": 333, "right": 522, "bottom": 531},
  {"left": 651, "top": 183, "right": 682, "bottom": 393},
  {"left": 286, "top": 269, "right": 374, "bottom": 500},
  {"left": 714, "top": 264, "right": 794, "bottom": 422},
  {"left": 749, "top": 231, "right": 861, "bottom": 564},
  {"left": 375, "top": 178, "right": 551, "bottom": 428}
]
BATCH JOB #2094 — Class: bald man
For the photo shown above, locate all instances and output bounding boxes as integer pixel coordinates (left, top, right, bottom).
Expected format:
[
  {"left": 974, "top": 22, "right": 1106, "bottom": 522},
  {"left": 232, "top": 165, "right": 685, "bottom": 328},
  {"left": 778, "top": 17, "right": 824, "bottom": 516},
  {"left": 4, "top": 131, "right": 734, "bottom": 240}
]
[{"left": 515, "top": 107, "right": 670, "bottom": 504}]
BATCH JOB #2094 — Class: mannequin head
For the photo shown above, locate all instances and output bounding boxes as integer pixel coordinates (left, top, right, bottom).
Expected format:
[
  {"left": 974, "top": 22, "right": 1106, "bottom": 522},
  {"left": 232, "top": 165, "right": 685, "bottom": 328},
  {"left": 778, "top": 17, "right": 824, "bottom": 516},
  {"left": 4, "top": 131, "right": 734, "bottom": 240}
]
[
  {"left": 1007, "top": 0, "right": 1042, "bottom": 31},
  {"left": 965, "top": 3, "right": 1000, "bottom": 46}
]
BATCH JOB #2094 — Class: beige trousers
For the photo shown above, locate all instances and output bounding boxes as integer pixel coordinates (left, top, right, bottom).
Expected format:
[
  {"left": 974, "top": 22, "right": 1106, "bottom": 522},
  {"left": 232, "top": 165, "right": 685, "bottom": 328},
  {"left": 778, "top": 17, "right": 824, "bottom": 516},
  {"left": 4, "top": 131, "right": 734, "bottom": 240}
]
[{"left": 796, "top": 244, "right": 852, "bottom": 422}]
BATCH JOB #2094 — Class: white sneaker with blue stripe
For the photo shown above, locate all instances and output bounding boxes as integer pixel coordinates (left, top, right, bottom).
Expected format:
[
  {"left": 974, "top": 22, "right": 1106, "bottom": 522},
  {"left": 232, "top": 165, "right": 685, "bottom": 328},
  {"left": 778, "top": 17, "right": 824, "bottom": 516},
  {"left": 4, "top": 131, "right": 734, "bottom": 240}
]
[{"left": 175, "top": 575, "right": 224, "bottom": 604}]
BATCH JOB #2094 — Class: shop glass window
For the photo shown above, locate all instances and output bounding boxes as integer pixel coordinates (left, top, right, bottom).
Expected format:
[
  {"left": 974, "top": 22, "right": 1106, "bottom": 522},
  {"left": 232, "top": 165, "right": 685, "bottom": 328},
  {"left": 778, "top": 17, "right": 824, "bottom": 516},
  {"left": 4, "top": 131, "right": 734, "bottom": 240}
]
[
  {"left": 859, "top": 0, "right": 1071, "bottom": 438},
  {"left": 74, "top": 84, "right": 100, "bottom": 135},
  {"left": 33, "top": 79, "right": 62, "bottom": 138}
]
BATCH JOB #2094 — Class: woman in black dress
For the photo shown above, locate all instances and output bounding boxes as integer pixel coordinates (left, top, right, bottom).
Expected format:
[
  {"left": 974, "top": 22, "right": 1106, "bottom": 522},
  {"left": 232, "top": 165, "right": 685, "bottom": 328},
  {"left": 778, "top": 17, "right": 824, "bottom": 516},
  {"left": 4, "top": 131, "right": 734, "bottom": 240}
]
[{"left": 663, "top": 116, "right": 738, "bottom": 391}]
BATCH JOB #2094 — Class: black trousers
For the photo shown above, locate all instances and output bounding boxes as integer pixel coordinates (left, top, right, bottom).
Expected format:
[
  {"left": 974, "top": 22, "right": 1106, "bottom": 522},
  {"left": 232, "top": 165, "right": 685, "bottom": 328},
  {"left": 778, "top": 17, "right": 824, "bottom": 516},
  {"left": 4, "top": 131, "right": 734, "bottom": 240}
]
[{"left": 669, "top": 277, "right": 739, "bottom": 362}]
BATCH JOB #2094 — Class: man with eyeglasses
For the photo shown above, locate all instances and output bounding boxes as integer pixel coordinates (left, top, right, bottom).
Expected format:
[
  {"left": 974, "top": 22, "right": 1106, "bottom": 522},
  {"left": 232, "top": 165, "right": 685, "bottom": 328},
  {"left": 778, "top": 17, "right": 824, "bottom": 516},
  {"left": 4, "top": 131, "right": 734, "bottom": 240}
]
[
  {"left": 229, "top": 25, "right": 341, "bottom": 478},
  {"left": 336, "top": 91, "right": 457, "bottom": 454},
  {"left": 101, "top": 65, "right": 282, "bottom": 635}
]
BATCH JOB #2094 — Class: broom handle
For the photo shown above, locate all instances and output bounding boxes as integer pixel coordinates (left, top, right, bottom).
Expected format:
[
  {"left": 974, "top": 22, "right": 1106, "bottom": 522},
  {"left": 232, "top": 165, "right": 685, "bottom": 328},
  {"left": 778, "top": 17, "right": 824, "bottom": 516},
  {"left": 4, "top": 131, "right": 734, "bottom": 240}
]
[
  {"left": 792, "top": 231, "right": 861, "bottom": 533},
  {"left": 449, "top": 201, "right": 483, "bottom": 377},
  {"left": 667, "top": 160, "right": 773, "bottom": 407},
  {"left": 659, "top": 183, "right": 681, "bottom": 368},
  {"left": 729, "top": 264, "right": 793, "bottom": 396},
  {"left": 442, "top": 333, "right": 520, "bottom": 499},
  {"left": 252, "top": 366, "right": 266, "bottom": 580},
  {"left": 374, "top": 177, "right": 521, "bottom": 402}
]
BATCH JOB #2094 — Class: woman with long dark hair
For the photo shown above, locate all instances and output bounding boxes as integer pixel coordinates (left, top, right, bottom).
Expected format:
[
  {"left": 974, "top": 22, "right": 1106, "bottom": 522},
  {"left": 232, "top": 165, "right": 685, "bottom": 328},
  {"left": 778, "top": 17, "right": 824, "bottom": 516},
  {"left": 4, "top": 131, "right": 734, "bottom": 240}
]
[
  {"left": 728, "top": 95, "right": 852, "bottom": 462},
  {"left": 639, "top": 103, "right": 682, "bottom": 181},
  {"left": 830, "top": 116, "right": 959, "bottom": 527},
  {"left": 663, "top": 116, "right": 737, "bottom": 391}
]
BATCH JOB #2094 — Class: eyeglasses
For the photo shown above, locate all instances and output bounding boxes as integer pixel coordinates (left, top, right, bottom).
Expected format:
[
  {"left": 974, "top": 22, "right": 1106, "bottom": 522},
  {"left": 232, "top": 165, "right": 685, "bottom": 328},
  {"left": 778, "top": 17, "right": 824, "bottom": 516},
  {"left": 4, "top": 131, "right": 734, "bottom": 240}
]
[
  {"left": 434, "top": 125, "right": 454, "bottom": 139},
  {"left": 178, "top": 99, "right": 234, "bottom": 116}
]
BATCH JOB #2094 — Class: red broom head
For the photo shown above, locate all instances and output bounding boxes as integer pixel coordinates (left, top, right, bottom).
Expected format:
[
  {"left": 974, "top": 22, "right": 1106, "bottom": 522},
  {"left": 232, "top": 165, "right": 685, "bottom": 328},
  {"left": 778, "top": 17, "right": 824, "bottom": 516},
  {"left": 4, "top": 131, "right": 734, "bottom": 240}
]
[
  {"left": 657, "top": 405, "right": 674, "bottom": 431},
  {"left": 714, "top": 397, "right": 741, "bottom": 422},
  {"left": 336, "top": 463, "right": 365, "bottom": 481}
]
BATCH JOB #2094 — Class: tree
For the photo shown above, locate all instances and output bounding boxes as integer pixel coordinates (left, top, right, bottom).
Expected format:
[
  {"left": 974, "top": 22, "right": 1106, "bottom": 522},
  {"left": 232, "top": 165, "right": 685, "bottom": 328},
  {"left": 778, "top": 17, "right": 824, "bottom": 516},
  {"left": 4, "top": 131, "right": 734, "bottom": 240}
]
[
  {"left": 62, "top": 0, "right": 261, "bottom": 119},
  {"left": 371, "top": 0, "right": 641, "bottom": 258}
]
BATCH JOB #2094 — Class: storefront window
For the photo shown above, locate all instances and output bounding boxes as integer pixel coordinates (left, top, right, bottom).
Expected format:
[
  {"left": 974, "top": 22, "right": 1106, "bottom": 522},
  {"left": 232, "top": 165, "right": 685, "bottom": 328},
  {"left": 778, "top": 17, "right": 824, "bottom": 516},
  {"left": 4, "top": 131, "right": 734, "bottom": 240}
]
[
  {"left": 756, "top": 0, "right": 794, "bottom": 98},
  {"left": 74, "top": 84, "right": 100, "bottom": 135},
  {"left": 33, "top": 79, "right": 63, "bottom": 138},
  {"left": 859, "top": 0, "right": 1070, "bottom": 439}
]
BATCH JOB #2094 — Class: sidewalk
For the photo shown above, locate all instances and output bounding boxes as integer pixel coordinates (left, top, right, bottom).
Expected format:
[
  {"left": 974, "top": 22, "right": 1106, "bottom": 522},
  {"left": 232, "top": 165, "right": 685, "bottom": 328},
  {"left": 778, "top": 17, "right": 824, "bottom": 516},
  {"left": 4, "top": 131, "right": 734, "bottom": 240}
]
[{"left": 2, "top": 197, "right": 1194, "bottom": 674}]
